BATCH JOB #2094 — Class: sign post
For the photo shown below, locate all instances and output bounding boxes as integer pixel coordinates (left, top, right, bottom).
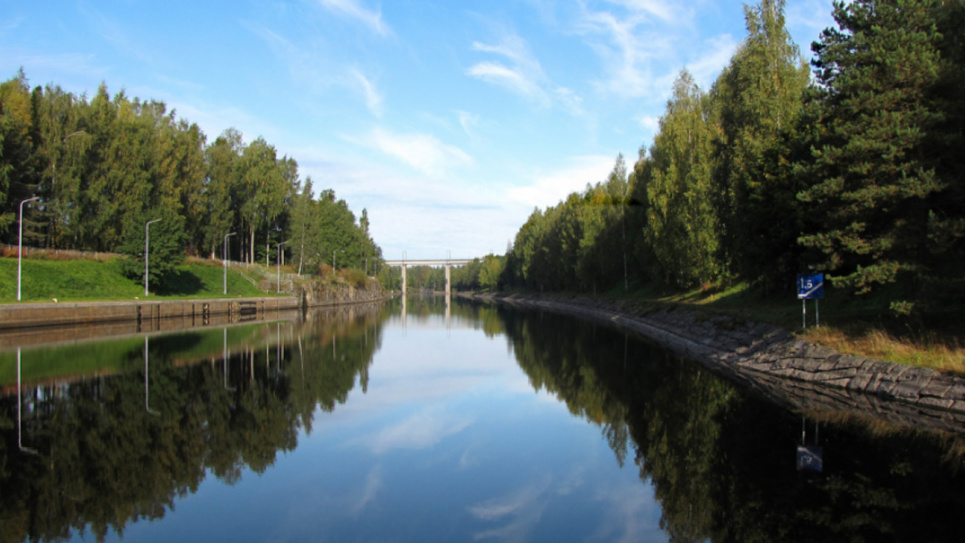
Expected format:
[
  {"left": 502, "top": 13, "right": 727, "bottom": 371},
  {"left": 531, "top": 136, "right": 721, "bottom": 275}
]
[{"left": 797, "top": 273, "right": 824, "bottom": 328}]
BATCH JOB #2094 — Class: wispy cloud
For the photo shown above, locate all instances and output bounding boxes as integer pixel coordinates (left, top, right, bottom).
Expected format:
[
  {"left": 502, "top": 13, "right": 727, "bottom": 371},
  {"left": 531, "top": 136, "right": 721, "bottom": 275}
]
[
  {"left": 358, "top": 409, "right": 473, "bottom": 454},
  {"left": 469, "top": 476, "right": 552, "bottom": 542},
  {"left": 457, "top": 110, "right": 480, "bottom": 140},
  {"left": 351, "top": 68, "right": 383, "bottom": 117},
  {"left": 467, "top": 33, "right": 581, "bottom": 114},
  {"left": 351, "top": 127, "right": 473, "bottom": 177},
  {"left": 352, "top": 464, "right": 383, "bottom": 513},
  {"left": 685, "top": 33, "right": 739, "bottom": 89},
  {"left": 507, "top": 154, "right": 614, "bottom": 208},
  {"left": 78, "top": 2, "right": 155, "bottom": 64},
  {"left": 603, "top": 0, "right": 678, "bottom": 24},
  {"left": 318, "top": 0, "right": 391, "bottom": 37},
  {"left": 247, "top": 23, "right": 386, "bottom": 116},
  {"left": 468, "top": 35, "right": 549, "bottom": 106}
]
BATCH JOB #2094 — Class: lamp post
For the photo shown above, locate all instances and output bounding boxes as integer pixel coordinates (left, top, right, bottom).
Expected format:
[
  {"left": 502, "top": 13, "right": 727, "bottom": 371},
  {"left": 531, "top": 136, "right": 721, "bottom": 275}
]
[
  {"left": 18, "top": 196, "right": 40, "bottom": 301},
  {"left": 223, "top": 232, "right": 236, "bottom": 295},
  {"left": 144, "top": 219, "right": 161, "bottom": 297},
  {"left": 276, "top": 240, "right": 289, "bottom": 293}
]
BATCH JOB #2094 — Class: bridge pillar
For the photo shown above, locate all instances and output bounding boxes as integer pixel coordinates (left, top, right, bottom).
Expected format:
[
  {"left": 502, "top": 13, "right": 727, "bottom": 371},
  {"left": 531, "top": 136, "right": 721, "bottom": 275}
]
[
  {"left": 401, "top": 265, "right": 407, "bottom": 296},
  {"left": 445, "top": 265, "right": 451, "bottom": 297}
]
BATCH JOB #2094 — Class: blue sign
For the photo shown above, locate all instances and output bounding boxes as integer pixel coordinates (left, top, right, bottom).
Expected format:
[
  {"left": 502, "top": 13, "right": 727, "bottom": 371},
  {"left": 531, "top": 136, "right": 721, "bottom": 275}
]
[
  {"left": 797, "top": 445, "right": 824, "bottom": 472},
  {"left": 797, "top": 273, "right": 824, "bottom": 299}
]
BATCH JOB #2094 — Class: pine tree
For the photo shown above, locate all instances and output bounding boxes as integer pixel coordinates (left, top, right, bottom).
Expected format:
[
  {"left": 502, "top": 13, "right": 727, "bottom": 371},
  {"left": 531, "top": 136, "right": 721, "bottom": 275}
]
[{"left": 798, "top": 0, "right": 946, "bottom": 302}]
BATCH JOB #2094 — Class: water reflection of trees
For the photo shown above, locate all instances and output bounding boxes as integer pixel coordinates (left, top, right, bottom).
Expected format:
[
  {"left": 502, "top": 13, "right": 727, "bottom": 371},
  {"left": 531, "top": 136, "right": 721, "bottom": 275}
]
[
  {"left": 502, "top": 306, "right": 965, "bottom": 542},
  {"left": 0, "top": 306, "right": 383, "bottom": 543}
]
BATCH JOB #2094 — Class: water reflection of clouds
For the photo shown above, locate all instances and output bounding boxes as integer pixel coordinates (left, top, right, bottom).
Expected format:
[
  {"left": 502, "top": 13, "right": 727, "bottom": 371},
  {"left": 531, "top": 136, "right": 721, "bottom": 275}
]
[
  {"left": 469, "top": 475, "right": 553, "bottom": 542},
  {"left": 590, "top": 482, "right": 666, "bottom": 543},
  {"left": 352, "top": 464, "right": 383, "bottom": 514},
  {"left": 355, "top": 407, "right": 474, "bottom": 454},
  {"left": 296, "top": 311, "right": 666, "bottom": 541}
]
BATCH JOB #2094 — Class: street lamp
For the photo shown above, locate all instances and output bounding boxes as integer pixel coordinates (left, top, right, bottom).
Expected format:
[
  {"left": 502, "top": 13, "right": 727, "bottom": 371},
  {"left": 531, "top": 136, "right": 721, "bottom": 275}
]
[
  {"left": 276, "top": 240, "right": 289, "bottom": 293},
  {"left": 18, "top": 196, "right": 40, "bottom": 301},
  {"left": 223, "top": 232, "right": 236, "bottom": 295},
  {"left": 144, "top": 219, "right": 161, "bottom": 297}
]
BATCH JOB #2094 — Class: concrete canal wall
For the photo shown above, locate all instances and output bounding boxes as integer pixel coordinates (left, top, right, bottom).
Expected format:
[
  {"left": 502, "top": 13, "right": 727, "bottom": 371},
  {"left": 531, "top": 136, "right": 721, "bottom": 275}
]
[
  {"left": 463, "top": 293, "right": 965, "bottom": 434},
  {"left": 0, "top": 283, "right": 392, "bottom": 349},
  {"left": 0, "top": 297, "right": 300, "bottom": 331}
]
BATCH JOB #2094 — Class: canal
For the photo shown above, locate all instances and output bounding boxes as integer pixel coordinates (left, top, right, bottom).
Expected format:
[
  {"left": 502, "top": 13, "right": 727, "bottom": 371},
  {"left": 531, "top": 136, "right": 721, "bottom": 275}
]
[{"left": 2, "top": 296, "right": 964, "bottom": 542}]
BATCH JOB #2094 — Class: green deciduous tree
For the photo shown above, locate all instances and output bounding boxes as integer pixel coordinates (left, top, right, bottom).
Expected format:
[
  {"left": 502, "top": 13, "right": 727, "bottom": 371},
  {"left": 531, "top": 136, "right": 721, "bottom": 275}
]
[
  {"left": 644, "top": 71, "right": 720, "bottom": 287},
  {"left": 712, "top": 0, "right": 811, "bottom": 289}
]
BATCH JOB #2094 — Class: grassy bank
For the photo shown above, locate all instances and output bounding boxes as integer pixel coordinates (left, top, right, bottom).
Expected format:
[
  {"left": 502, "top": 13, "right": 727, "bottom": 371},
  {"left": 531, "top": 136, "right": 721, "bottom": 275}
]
[
  {"left": 0, "top": 257, "right": 275, "bottom": 303},
  {"left": 601, "top": 282, "right": 965, "bottom": 375}
]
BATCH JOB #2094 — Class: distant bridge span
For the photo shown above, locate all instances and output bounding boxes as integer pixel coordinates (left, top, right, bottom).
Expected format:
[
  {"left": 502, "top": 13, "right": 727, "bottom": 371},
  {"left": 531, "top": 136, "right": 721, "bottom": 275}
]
[{"left": 383, "top": 258, "right": 476, "bottom": 296}]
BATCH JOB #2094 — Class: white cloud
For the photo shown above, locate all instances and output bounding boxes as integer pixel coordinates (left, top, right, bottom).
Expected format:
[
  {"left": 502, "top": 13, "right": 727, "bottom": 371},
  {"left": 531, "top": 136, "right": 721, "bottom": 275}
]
[
  {"left": 469, "top": 477, "right": 552, "bottom": 542},
  {"left": 604, "top": 0, "right": 678, "bottom": 24},
  {"left": 318, "top": 0, "right": 391, "bottom": 37},
  {"left": 685, "top": 33, "right": 739, "bottom": 90},
  {"left": 467, "top": 33, "right": 583, "bottom": 114},
  {"left": 248, "top": 23, "right": 386, "bottom": 116},
  {"left": 351, "top": 68, "right": 383, "bottom": 117},
  {"left": 457, "top": 110, "right": 480, "bottom": 140},
  {"left": 639, "top": 115, "right": 659, "bottom": 132},
  {"left": 507, "top": 155, "right": 615, "bottom": 209},
  {"left": 576, "top": 5, "right": 677, "bottom": 98},
  {"left": 352, "top": 464, "right": 383, "bottom": 513},
  {"left": 468, "top": 35, "right": 550, "bottom": 107},
  {"left": 467, "top": 61, "right": 544, "bottom": 103},
  {"left": 353, "top": 127, "right": 474, "bottom": 177},
  {"left": 360, "top": 409, "right": 473, "bottom": 454}
]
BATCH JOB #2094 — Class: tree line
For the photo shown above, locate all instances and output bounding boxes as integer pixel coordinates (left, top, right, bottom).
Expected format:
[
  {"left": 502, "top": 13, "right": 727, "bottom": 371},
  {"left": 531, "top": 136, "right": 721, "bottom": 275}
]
[
  {"left": 500, "top": 0, "right": 965, "bottom": 316},
  {"left": 0, "top": 72, "right": 380, "bottom": 283}
]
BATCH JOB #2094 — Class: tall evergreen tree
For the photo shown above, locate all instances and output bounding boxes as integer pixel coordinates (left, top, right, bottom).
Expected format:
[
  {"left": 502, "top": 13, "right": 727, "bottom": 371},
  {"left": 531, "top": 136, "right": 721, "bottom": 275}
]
[{"left": 797, "top": 0, "right": 947, "bottom": 304}]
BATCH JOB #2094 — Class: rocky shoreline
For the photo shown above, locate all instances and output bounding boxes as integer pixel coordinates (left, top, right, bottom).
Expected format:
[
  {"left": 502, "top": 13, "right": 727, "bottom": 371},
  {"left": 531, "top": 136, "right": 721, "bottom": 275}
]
[{"left": 461, "top": 292, "right": 965, "bottom": 435}]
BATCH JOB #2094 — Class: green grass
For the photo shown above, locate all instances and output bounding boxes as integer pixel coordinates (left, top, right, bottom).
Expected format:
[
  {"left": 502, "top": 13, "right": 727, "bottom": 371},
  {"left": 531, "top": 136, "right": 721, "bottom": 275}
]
[{"left": 0, "top": 257, "right": 278, "bottom": 303}]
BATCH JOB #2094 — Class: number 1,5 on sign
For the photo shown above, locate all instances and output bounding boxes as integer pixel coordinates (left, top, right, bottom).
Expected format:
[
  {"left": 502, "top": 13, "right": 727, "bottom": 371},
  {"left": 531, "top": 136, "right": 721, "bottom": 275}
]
[{"left": 796, "top": 273, "right": 824, "bottom": 328}]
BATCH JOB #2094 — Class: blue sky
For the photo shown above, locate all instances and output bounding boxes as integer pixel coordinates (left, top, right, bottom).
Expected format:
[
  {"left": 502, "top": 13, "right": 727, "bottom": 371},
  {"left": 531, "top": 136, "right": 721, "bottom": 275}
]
[{"left": 1, "top": 0, "right": 835, "bottom": 260}]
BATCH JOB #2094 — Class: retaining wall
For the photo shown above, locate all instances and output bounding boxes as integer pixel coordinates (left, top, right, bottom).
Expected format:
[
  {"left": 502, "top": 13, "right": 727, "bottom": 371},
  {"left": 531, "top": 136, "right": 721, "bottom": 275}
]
[{"left": 464, "top": 293, "right": 965, "bottom": 434}]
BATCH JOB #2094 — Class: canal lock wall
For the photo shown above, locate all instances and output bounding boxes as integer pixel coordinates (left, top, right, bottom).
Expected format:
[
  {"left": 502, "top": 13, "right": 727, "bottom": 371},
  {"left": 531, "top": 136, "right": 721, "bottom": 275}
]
[
  {"left": 464, "top": 293, "right": 965, "bottom": 435},
  {"left": 1, "top": 282, "right": 390, "bottom": 349}
]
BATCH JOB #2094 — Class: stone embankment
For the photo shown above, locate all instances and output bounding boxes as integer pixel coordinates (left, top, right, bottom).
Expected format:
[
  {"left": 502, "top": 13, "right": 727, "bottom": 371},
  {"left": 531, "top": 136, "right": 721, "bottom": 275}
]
[{"left": 463, "top": 293, "right": 965, "bottom": 434}]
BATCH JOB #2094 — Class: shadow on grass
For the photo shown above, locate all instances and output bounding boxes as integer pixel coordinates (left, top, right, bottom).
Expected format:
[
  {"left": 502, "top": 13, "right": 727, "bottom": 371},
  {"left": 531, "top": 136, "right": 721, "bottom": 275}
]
[{"left": 155, "top": 269, "right": 205, "bottom": 296}]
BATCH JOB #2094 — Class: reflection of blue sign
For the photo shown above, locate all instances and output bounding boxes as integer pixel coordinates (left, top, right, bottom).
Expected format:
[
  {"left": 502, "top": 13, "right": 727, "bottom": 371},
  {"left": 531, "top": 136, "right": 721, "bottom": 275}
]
[
  {"left": 797, "top": 273, "right": 824, "bottom": 300},
  {"left": 797, "top": 446, "right": 824, "bottom": 472}
]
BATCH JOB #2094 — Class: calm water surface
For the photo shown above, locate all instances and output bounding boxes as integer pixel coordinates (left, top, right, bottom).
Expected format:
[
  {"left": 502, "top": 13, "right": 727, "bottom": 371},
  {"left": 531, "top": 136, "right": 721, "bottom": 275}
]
[{"left": 2, "top": 297, "right": 965, "bottom": 542}]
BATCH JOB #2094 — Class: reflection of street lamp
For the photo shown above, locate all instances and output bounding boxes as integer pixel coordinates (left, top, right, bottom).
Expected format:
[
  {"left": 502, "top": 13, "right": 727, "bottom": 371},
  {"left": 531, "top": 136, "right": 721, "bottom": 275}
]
[
  {"left": 17, "top": 348, "right": 38, "bottom": 455},
  {"left": 144, "top": 336, "right": 160, "bottom": 415},
  {"left": 223, "top": 327, "right": 236, "bottom": 391},
  {"left": 276, "top": 240, "right": 289, "bottom": 293},
  {"left": 145, "top": 219, "right": 161, "bottom": 297},
  {"left": 223, "top": 232, "right": 236, "bottom": 295},
  {"left": 18, "top": 197, "right": 40, "bottom": 301}
]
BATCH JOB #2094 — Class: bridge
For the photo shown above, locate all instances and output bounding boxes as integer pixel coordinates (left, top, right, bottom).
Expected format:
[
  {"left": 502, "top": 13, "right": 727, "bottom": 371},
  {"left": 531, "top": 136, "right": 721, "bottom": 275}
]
[{"left": 383, "top": 258, "right": 474, "bottom": 296}]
